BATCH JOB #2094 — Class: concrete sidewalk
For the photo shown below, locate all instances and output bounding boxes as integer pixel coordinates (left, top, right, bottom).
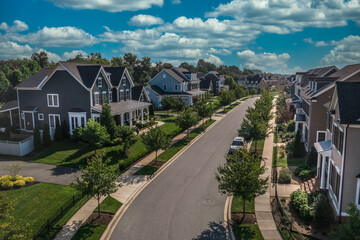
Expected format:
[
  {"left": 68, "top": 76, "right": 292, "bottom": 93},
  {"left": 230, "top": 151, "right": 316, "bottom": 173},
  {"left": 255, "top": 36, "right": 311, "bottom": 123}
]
[{"left": 254, "top": 101, "right": 282, "bottom": 240}]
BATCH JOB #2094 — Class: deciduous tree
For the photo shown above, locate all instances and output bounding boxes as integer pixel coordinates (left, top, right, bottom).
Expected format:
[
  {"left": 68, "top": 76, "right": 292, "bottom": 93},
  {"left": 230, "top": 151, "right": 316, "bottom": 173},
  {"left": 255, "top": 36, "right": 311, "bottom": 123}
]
[
  {"left": 141, "top": 126, "right": 171, "bottom": 162},
  {"left": 176, "top": 108, "right": 198, "bottom": 137}
]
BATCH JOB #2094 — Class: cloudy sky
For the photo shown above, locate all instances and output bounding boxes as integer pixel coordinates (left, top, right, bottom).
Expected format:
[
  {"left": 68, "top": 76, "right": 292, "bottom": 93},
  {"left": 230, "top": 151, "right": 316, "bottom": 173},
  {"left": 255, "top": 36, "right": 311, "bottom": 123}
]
[{"left": 0, "top": 0, "right": 360, "bottom": 73}]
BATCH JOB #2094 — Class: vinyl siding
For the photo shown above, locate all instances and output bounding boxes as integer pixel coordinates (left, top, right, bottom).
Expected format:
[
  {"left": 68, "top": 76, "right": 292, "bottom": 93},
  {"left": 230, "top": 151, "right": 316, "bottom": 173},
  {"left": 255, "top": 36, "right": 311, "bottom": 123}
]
[{"left": 150, "top": 70, "right": 182, "bottom": 92}]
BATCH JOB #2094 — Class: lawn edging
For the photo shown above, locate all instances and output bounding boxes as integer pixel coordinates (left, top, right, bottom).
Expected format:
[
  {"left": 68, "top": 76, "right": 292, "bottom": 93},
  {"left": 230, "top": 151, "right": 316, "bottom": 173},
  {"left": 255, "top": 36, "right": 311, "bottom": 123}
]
[{"left": 225, "top": 195, "right": 236, "bottom": 240}]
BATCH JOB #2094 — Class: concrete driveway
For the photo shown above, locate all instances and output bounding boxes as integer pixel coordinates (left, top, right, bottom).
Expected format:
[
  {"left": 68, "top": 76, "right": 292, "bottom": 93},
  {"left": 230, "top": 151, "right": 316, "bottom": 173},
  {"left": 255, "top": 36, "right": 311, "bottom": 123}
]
[
  {"left": 110, "top": 98, "right": 257, "bottom": 240},
  {"left": 0, "top": 160, "right": 81, "bottom": 185}
]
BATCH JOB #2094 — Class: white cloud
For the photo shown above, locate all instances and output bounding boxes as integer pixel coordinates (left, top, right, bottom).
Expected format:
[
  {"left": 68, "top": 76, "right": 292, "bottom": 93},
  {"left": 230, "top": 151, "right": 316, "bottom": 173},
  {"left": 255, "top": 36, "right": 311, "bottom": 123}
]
[
  {"left": 237, "top": 50, "right": 292, "bottom": 72},
  {"left": 303, "top": 37, "right": 338, "bottom": 47},
  {"left": 0, "top": 41, "right": 33, "bottom": 59},
  {"left": 0, "top": 20, "right": 28, "bottom": 33},
  {"left": 209, "top": 48, "right": 231, "bottom": 55},
  {"left": 62, "top": 50, "right": 88, "bottom": 60},
  {"left": 129, "top": 14, "right": 164, "bottom": 27},
  {"left": 203, "top": 54, "right": 223, "bottom": 65},
  {"left": 172, "top": 0, "right": 181, "bottom": 4},
  {"left": 321, "top": 35, "right": 360, "bottom": 67},
  {"left": 206, "top": 0, "right": 360, "bottom": 34},
  {"left": 46, "top": 0, "right": 163, "bottom": 12},
  {"left": 0, "top": 24, "right": 99, "bottom": 48}
]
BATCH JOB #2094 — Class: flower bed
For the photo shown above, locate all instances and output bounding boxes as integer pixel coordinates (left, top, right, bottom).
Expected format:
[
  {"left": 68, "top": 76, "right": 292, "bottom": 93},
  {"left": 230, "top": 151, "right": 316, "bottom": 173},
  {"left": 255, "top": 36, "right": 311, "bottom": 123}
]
[{"left": 0, "top": 175, "right": 34, "bottom": 189}]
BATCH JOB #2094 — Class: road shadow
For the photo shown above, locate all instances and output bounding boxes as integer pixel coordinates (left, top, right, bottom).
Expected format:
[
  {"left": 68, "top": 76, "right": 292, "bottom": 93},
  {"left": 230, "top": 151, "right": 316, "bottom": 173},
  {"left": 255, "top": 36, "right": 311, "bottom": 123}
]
[
  {"left": 50, "top": 165, "right": 80, "bottom": 176},
  {"left": 192, "top": 221, "right": 227, "bottom": 240}
]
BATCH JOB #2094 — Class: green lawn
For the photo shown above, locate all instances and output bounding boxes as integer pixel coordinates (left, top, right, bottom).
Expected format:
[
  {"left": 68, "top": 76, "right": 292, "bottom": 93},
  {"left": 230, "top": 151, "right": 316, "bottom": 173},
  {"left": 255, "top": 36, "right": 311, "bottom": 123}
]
[
  {"left": 95, "top": 196, "right": 122, "bottom": 214},
  {"left": 273, "top": 146, "right": 306, "bottom": 167},
  {"left": 232, "top": 224, "right": 264, "bottom": 240},
  {"left": 134, "top": 165, "right": 159, "bottom": 175},
  {"left": 231, "top": 196, "right": 255, "bottom": 213},
  {"left": 0, "top": 183, "right": 78, "bottom": 237},
  {"left": 250, "top": 139, "right": 265, "bottom": 155},
  {"left": 72, "top": 223, "right": 107, "bottom": 240},
  {"left": 157, "top": 116, "right": 182, "bottom": 137}
]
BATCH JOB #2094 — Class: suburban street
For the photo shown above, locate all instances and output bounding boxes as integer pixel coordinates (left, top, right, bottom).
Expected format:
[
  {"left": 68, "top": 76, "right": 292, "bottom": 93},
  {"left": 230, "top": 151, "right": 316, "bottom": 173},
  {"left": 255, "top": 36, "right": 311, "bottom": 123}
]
[{"left": 110, "top": 97, "right": 257, "bottom": 240}]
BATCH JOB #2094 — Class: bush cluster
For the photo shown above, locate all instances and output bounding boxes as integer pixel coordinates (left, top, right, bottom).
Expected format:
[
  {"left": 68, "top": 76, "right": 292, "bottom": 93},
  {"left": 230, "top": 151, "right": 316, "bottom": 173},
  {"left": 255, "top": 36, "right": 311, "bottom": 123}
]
[
  {"left": 0, "top": 175, "right": 34, "bottom": 189},
  {"left": 278, "top": 167, "right": 292, "bottom": 184},
  {"left": 290, "top": 190, "right": 312, "bottom": 221},
  {"left": 294, "top": 165, "right": 316, "bottom": 181}
]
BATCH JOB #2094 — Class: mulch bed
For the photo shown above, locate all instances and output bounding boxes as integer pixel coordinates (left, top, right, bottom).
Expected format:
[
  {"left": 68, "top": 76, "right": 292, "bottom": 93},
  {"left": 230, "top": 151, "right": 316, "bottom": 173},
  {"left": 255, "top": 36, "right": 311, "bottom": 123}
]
[
  {"left": 85, "top": 212, "right": 114, "bottom": 226},
  {"left": 232, "top": 213, "right": 257, "bottom": 224},
  {"left": 149, "top": 160, "right": 164, "bottom": 167}
]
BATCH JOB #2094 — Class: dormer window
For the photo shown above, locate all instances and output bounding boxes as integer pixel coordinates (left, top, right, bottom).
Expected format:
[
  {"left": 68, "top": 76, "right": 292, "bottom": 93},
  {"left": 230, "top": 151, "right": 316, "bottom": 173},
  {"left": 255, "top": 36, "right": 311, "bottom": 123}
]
[{"left": 98, "top": 77, "right": 102, "bottom": 87}]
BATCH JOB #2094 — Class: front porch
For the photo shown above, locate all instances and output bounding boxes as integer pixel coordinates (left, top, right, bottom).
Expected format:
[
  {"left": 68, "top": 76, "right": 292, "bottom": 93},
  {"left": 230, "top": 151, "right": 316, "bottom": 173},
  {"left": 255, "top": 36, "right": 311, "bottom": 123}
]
[
  {"left": 93, "top": 101, "right": 152, "bottom": 128},
  {"left": 314, "top": 140, "right": 332, "bottom": 189}
]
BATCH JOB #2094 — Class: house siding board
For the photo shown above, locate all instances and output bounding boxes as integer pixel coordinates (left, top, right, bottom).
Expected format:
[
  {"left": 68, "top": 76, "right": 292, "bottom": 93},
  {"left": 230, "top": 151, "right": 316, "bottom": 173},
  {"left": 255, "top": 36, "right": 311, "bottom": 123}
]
[
  {"left": 18, "top": 70, "right": 90, "bottom": 130},
  {"left": 341, "top": 127, "right": 360, "bottom": 211},
  {"left": 146, "top": 86, "right": 161, "bottom": 108},
  {"left": 118, "top": 74, "right": 132, "bottom": 100},
  {"left": 150, "top": 71, "right": 181, "bottom": 92},
  {"left": 92, "top": 71, "right": 110, "bottom": 105}
]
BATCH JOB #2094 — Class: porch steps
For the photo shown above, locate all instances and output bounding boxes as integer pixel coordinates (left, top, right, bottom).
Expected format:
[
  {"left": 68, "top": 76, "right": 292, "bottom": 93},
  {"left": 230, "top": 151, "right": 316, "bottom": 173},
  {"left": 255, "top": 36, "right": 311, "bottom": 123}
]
[{"left": 300, "top": 178, "right": 320, "bottom": 194}]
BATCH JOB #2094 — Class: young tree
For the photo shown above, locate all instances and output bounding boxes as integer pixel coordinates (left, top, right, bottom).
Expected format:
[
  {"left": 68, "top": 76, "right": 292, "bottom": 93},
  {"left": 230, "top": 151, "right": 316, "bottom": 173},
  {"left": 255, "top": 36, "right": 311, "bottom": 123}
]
[
  {"left": 332, "top": 203, "right": 360, "bottom": 240},
  {"left": 196, "top": 98, "right": 213, "bottom": 124},
  {"left": 100, "top": 102, "right": 117, "bottom": 140},
  {"left": 43, "top": 123, "right": 52, "bottom": 146},
  {"left": 293, "top": 130, "right": 304, "bottom": 157},
  {"left": 117, "top": 126, "right": 136, "bottom": 154},
  {"left": 176, "top": 108, "right": 198, "bottom": 137},
  {"left": 4, "top": 163, "right": 23, "bottom": 178},
  {"left": 61, "top": 120, "right": 70, "bottom": 139},
  {"left": 160, "top": 96, "right": 175, "bottom": 115},
  {"left": 54, "top": 118, "right": 63, "bottom": 141},
  {"left": 216, "top": 149, "right": 268, "bottom": 220},
  {"left": 238, "top": 118, "right": 269, "bottom": 153},
  {"left": 218, "top": 90, "right": 235, "bottom": 111},
  {"left": 72, "top": 153, "right": 120, "bottom": 217},
  {"left": 77, "top": 120, "right": 110, "bottom": 153},
  {"left": 33, "top": 127, "right": 42, "bottom": 151},
  {"left": 172, "top": 97, "right": 186, "bottom": 112},
  {"left": 141, "top": 126, "right": 171, "bottom": 162}
]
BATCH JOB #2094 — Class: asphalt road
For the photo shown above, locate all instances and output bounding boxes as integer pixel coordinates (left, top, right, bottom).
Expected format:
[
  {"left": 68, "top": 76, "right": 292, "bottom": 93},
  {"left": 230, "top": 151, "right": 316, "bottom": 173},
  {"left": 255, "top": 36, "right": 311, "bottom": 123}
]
[{"left": 110, "top": 98, "right": 257, "bottom": 240}]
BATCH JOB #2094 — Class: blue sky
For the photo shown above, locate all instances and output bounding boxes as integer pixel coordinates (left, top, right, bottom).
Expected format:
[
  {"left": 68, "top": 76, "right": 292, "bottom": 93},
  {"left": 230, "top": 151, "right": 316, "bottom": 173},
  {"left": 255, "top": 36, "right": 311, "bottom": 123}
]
[{"left": 0, "top": 0, "right": 360, "bottom": 73}]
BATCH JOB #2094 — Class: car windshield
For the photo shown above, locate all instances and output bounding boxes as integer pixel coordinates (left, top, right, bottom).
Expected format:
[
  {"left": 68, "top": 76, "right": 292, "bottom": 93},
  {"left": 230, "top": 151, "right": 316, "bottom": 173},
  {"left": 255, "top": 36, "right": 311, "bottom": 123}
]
[{"left": 232, "top": 140, "right": 243, "bottom": 146}]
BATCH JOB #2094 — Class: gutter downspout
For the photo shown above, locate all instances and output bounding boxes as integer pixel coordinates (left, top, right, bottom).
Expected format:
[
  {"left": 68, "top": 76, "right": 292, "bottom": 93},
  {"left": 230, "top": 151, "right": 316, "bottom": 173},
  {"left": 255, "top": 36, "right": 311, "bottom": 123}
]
[{"left": 339, "top": 124, "right": 349, "bottom": 223}]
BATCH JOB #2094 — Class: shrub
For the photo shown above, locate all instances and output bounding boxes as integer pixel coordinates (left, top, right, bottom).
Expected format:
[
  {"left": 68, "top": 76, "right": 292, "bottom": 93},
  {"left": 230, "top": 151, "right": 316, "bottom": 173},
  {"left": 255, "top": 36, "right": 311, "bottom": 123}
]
[
  {"left": 1, "top": 180, "right": 13, "bottom": 189},
  {"left": 286, "top": 120, "right": 295, "bottom": 132},
  {"left": 54, "top": 118, "right": 63, "bottom": 141},
  {"left": 0, "top": 175, "right": 11, "bottom": 183},
  {"left": 307, "top": 146, "right": 317, "bottom": 167},
  {"left": 293, "top": 130, "right": 305, "bottom": 157},
  {"left": 24, "top": 176, "right": 34, "bottom": 183},
  {"left": 13, "top": 179, "right": 26, "bottom": 188},
  {"left": 13, "top": 175, "right": 24, "bottom": 181},
  {"left": 312, "top": 193, "right": 332, "bottom": 228},
  {"left": 43, "top": 123, "right": 52, "bottom": 146},
  {"left": 278, "top": 167, "right": 292, "bottom": 184},
  {"left": 290, "top": 190, "right": 312, "bottom": 221},
  {"left": 294, "top": 164, "right": 308, "bottom": 176}
]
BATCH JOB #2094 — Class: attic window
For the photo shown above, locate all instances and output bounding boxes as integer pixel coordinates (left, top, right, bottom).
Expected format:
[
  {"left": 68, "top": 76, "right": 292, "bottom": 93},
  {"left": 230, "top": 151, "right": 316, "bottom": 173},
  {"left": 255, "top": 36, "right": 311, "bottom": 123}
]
[
  {"left": 98, "top": 77, "right": 102, "bottom": 87},
  {"left": 163, "top": 74, "right": 166, "bottom": 78}
]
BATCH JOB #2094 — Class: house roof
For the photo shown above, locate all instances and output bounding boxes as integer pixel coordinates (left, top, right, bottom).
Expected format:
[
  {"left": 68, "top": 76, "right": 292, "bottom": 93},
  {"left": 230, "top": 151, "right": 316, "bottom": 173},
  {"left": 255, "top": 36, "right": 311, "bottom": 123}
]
[
  {"left": 0, "top": 100, "right": 18, "bottom": 113},
  {"left": 314, "top": 140, "right": 332, "bottom": 153},
  {"left": 200, "top": 77, "right": 211, "bottom": 89},
  {"left": 148, "top": 85, "right": 190, "bottom": 96},
  {"left": 163, "top": 69, "right": 185, "bottom": 83},
  {"left": 93, "top": 101, "right": 151, "bottom": 115},
  {"left": 16, "top": 68, "right": 52, "bottom": 88},
  {"left": 132, "top": 86, "right": 144, "bottom": 101},
  {"left": 336, "top": 82, "right": 360, "bottom": 124},
  {"left": 77, "top": 66, "right": 102, "bottom": 88},
  {"left": 103, "top": 67, "right": 126, "bottom": 86}
]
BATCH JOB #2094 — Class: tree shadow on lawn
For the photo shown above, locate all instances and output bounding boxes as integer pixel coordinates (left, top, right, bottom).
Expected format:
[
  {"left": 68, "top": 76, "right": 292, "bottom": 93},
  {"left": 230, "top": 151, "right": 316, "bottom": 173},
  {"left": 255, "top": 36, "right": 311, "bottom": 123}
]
[
  {"left": 231, "top": 224, "right": 257, "bottom": 240},
  {"left": 192, "top": 221, "right": 226, "bottom": 240}
]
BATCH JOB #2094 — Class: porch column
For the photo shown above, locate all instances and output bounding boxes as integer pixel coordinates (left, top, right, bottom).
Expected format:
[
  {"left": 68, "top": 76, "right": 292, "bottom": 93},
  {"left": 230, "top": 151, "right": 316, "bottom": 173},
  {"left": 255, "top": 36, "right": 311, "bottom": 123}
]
[
  {"left": 121, "top": 113, "right": 124, "bottom": 126},
  {"left": 129, "top": 111, "right": 133, "bottom": 128},
  {"left": 141, "top": 109, "right": 144, "bottom": 124},
  {"left": 317, "top": 153, "right": 321, "bottom": 178},
  {"left": 320, "top": 154, "right": 326, "bottom": 189},
  {"left": 295, "top": 122, "right": 298, "bottom": 132},
  {"left": 9, "top": 110, "right": 13, "bottom": 126}
]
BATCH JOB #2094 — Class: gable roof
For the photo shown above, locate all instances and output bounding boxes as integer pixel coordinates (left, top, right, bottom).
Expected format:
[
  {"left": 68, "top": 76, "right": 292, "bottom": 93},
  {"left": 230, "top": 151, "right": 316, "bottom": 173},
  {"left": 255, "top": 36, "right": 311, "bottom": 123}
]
[
  {"left": 163, "top": 69, "right": 185, "bottom": 83},
  {"left": 200, "top": 77, "right": 211, "bottom": 90},
  {"left": 132, "top": 86, "right": 144, "bottom": 101},
  {"left": 148, "top": 85, "right": 190, "bottom": 96},
  {"left": 336, "top": 82, "right": 360, "bottom": 124},
  {"left": 103, "top": 67, "right": 126, "bottom": 86},
  {"left": 16, "top": 68, "right": 52, "bottom": 89},
  {"left": 77, "top": 66, "right": 102, "bottom": 88}
]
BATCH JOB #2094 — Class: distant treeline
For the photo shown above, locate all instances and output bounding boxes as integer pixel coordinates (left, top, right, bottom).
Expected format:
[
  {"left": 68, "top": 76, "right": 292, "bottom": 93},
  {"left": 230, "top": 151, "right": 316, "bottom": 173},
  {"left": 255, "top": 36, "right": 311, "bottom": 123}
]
[{"left": 0, "top": 51, "right": 259, "bottom": 104}]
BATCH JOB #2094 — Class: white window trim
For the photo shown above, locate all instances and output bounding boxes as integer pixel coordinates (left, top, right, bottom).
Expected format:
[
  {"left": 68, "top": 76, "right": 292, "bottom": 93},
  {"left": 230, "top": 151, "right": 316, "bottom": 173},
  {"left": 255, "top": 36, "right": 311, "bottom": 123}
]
[
  {"left": 356, "top": 179, "right": 360, "bottom": 209},
  {"left": 47, "top": 94, "right": 59, "bottom": 107},
  {"left": 109, "top": 91, "right": 112, "bottom": 102},
  {"left": 21, "top": 112, "right": 25, "bottom": 119},
  {"left": 94, "top": 92, "right": 100, "bottom": 105},
  {"left": 316, "top": 131, "right": 327, "bottom": 142},
  {"left": 38, "top": 113, "right": 44, "bottom": 121},
  {"left": 49, "top": 114, "right": 60, "bottom": 129},
  {"left": 126, "top": 89, "right": 130, "bottom": 100},
  {"left": 98, "top": 77, "right": 103, "bottom": 87}
]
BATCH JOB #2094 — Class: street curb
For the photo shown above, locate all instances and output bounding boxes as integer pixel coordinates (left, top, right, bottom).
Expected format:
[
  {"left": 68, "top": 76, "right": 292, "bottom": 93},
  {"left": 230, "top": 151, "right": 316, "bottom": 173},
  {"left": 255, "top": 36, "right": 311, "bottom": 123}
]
[
  {"left": 100, "top": 97, "right": 255, "bottom": 240},
  {"left": 224, "top": 195, "right": 236, "bottom": 240}
]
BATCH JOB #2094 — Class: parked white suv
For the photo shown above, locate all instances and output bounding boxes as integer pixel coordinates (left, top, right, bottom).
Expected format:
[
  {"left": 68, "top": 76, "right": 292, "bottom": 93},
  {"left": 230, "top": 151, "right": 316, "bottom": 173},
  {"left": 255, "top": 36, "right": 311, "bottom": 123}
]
[{"left": 228, "top": 137, "right": 245, "bottom": 154}]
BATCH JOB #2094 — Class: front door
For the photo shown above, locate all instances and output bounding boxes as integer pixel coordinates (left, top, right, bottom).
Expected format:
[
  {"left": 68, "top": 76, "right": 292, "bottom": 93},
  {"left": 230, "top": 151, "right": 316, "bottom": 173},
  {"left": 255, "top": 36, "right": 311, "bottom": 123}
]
[
  {"left": 68, "top": 112, "right": 86, "bottom": 134},
  {"left": 24, "top": 112, "right": 34, "bottom": 131},
  {"left": 49, "top": 114, "right": 60, "bottom": 139}
]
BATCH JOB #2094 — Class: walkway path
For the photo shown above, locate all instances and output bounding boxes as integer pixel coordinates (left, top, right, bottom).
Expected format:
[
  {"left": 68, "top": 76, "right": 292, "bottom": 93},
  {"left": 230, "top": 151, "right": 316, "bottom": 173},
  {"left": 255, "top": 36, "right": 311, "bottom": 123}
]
[
  {"left": 0, "top": 160, "right": 81, "bottom": 185},
  {"left": 254, "top": 100, "right": 282, "bottom": 240}
]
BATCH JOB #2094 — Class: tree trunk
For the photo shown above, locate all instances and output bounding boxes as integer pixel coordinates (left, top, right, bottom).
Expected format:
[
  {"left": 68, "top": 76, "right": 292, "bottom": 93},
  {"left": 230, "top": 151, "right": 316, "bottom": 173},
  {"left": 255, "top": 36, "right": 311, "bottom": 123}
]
[
  {"left": 97, "top": 196, "right": 101, "bottom": 218},
  {"left": 255, "top": 140, "right": 257, "bottom": 153},
  {"left": 242, "top": 197, "right": 246, "bottom": 224},
  {"left": 155, "top": 150, "right": 158, "bottom": 162}
]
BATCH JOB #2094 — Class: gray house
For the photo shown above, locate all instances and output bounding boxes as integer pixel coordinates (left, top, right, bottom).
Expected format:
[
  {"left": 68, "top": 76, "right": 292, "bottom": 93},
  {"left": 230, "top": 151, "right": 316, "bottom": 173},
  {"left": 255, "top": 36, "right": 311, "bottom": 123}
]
[
  {"left": 315, "top": 82, "right": 360, "bottom": 219},
  {"left": 146, "top": 67, "right": 205, "bottom": 108},
  {"left": 0, "top": 61, "right": 151, "bottom": 137}
]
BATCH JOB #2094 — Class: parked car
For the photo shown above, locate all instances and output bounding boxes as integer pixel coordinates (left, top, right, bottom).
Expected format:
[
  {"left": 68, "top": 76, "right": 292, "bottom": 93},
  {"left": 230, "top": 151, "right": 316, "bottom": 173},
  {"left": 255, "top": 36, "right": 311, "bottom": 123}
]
[{"left": 228, "top": 136, "right": 245, "bottom": 154}]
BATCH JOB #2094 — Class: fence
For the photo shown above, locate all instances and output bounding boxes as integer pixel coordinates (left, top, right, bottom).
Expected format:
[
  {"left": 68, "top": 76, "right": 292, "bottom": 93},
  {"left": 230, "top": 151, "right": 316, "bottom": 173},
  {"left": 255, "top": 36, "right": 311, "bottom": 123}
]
[
  {"left": 33, "top": 191, "right": 84, "bottom": 240},
  {"left": 272, "top": 125, "right": 307, "bottom": 240},
  {"left": 0, "top": 136, "right": 34, "bottom": 156}
]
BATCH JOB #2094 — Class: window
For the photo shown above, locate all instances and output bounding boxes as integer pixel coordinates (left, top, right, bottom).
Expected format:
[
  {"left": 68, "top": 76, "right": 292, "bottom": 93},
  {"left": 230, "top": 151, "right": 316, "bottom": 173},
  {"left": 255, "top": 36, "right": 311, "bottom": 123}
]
[
  {"left": 140, "top": 94, "right": 144, "bottom": 102},
  {"left": 109, "top": 91, "right": 112, "bottom": 102},
  {"left": 94, "top": 92, "right": 100, "bottom": 105},
  {"left": 47, "top": 94, "right": 59, "bottom": 107},
  {"left": 120, "top": 90, "right": 124, "bottom": 101},
  {"left": 49, "top": 114, "right": 60, "bottom": 129},
  {"left": 317, "top": 131, "right": 326, "bottom": 142},
  {"left": 332, "top": 125, "right": 344, "bottom": 154},
  {"left": 175, "top": 84, "right": 178, "bottom": 91},
  {"left": 98, "top": 77, "right": 102, "bottom": 87},
  {"left": 126, "top": 89, "right": 130, "bottom": 100},
  {"left": 329, "top": 163, "right": 340, "bottom": 201},
  {"left": 38, "top": 114, "right": 44, "bottom": 121},
  {"left": 122, "top": 77, "right": 126, "bottom": 86},
  {"left": 163, "top": 84, "right": 167, "bottom": 91},
  {"left": 327, "top": 114, "right": 333, "bottom": 131},
  {"left": 163, "top": 74, "right": 166, "bottom": 78},
  {"left": 102, "top": 91, "right": 107, "bottom": 103},
  {"left": 21, "top": 113, "right": 25, "bottom": 119}
]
